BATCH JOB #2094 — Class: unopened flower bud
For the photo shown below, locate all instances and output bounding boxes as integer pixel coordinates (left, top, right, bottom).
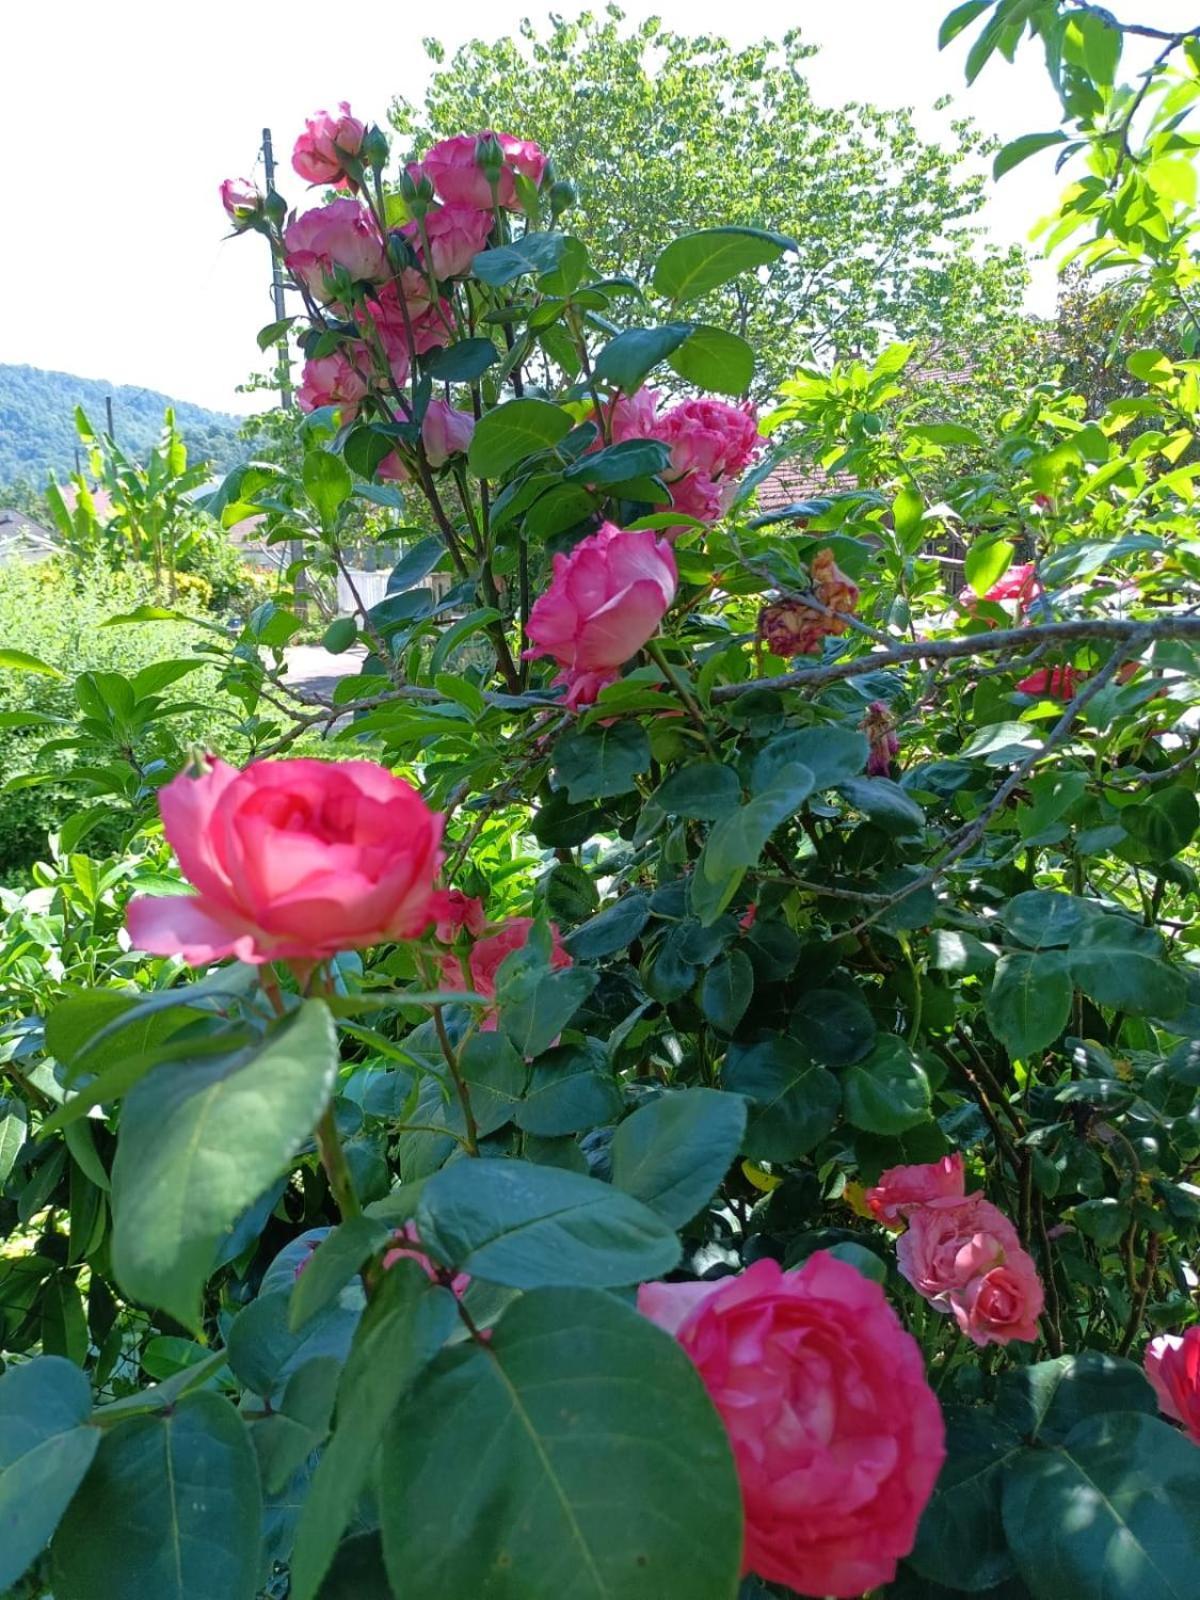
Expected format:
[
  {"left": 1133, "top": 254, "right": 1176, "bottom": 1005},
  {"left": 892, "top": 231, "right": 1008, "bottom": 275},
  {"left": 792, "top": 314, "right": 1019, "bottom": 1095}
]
[
  {"left": 476, "top": 133, "right": 505, "bottom": 185},
  {"left": 549, "top": 179, "right": 577, "bottom": 219}
]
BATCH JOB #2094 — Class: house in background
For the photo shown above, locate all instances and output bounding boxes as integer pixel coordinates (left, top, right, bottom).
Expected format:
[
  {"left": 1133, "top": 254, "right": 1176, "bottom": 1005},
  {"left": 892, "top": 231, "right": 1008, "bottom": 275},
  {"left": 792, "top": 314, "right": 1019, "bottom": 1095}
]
[{"left": 0, "top": 507, "right": 57, "bottom": 563}]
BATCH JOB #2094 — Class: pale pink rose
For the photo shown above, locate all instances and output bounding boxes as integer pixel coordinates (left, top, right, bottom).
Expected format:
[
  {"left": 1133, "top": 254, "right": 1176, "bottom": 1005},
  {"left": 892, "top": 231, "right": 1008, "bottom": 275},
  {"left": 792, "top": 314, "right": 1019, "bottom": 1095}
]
[
  {"left": 296, "top": 347, "right": 372, "bottom": 417},
  {"left": 639, "top": 1255, "right": 945, "bottom": 1598},
  {"left": 607, "top": 388, "right": 661, "bottom": 444},
  {"left": 377, "top": 400, "right": 475, "bottom": 481},
  {"left": 382, "top": 1221, "right": 470, "bottom": 1298},
  {"left": 432, "top": 889, "right": 487, "bottom": 943},
  {"left": 466, "top": 917, "right": 571, "bottom": 1030},
  {"left": 524, "top": 522, "right": 677, "bottom": 707},
  {"left": 125, "top": 757, "right": 443, "bottom": 966},
  {"left": 220, "top": 177, "right": 260, "bottom": 222},
  {"left": 404, "top": 203, "right": 494, "bottom": 280},
  {"left": 951, "top": 1252, "right": 1044, "bottom": 1347},
  {"left": 896, "top": 1193, "right": 1020, "bottom": 1305},
  {"left": 284, "top": 200, "right": 388, "bottom": 303},
  {"left": 292, "top": 102, "right": 366, "bottom": 188},
  {"left": 866, "top": 1154, "right": 965, "bottom": 1228},
  {"left": 416, "top": 131, "right": 547, "bottom": 210},
  {"left": 1145, "top": 1328, "right": 1200, "bottom": 1443}
]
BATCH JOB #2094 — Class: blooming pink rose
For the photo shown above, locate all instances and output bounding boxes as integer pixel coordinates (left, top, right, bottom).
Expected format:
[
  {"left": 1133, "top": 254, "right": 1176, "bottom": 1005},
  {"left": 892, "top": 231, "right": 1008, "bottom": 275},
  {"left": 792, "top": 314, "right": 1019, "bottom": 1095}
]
[
  {"left": 655, "top": 396, "right": 762, "bottom": 482},
  {"left": 951, "top": 1253, "right": 1044, "bottom": 1347},
  {"left": 292, "top": 102, "right": 366, "bottom": 188},
  {"left": 377, "top": 400, "right": 476, "bottom": 481},
  {"left": 607, "top": 388, "right": 661, "bottom": 444},
  {"left": 404, "top": 203, "right": 494, "bottom": 280},
  {"left": 639, "top": 1255, "right": 945, "bottom": 1597},
  {"left": 125, "top": 757, "right": 443, "bottom": 966},
  {"left": 284, "top": 200, "right": 388, "bottom": 303},
  {"left": 524, "top": 522, "right": 677, "bottom": 707},
  {"left": 896, "top": 1193, "right": 1020, "bottom": 1307},
  {"left": 1145, "top": 1327, "right": 1200, "bottom": 1443},
  {"left": 1017, "top": 665, "right": 1083, "bottom": 699},
  {"left": 416, "top": 131, "right": 547, "bottom": 210},
  {"left": 383, "top": 1221, "right": 471, "bottom": 1299},
  {"left": 432, "top": 889, "right": 487, "bottom": 943},
  {"left": 866, "top": 1153, "right": 964, "bottom": 1228},
  {"left": 220, "top": 177, "right": 260, "bottom": 222},
  {"left": 468, "top": 916, "right": 571, "bottom": 1016},
  {"left": 296, "top": 347, "right": 372, "bottom": 417}
]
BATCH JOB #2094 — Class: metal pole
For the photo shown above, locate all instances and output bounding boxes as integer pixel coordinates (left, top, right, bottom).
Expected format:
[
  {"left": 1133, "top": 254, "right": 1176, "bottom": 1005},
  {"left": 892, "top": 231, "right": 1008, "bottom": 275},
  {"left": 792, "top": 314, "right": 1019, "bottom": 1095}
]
[{"left": 105, "top": 396, "right": 115, "bottom": 440}]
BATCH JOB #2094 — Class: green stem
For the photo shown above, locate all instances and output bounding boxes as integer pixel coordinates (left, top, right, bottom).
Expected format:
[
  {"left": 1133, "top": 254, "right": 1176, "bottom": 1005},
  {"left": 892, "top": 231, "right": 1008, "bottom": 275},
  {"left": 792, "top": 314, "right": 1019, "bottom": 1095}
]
[
  {"left": 316, "top": 1104, "right": 361, "bottom": 1220},
  {"left": 645, "top": 639, "right": 721, "bottom": 760},
  {"left": 433, "top": 1005, "right": 479, "bottom": 1156}
]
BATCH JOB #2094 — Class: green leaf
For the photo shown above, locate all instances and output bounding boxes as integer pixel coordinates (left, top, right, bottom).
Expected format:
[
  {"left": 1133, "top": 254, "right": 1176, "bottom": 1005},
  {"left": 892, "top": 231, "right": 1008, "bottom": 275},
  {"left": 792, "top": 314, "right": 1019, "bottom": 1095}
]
[
  {"left": 723, "top": 1038, "right": 841, "bottom": 1160},
  {"left": 668, "top": 324, "right": 755, "bottom": 394},
  {"left": 303, "top": 451, "right": 353, "bottom": 529},
  {"left": 592, "top": 324, "right": 694, "bottom": 391},
  {"left": 384, "top": 535, "right": 445, "bottom": 593},
  {"left": 564, "top": 436, "right": 672, "bottom": 485},
  {"left": 289, "top": 1215, "right": 393, "bottom": 1332},
  {"left": 610, "top": 1088, "right": 747, "bottom": 1227},
  {"left": 1123, "top": 787, "right": 1199, "bottom": 863},
  {"left": 0, "top": 647, "right": 65, "bottom": 678},
  {"left": 995, "top": 1352, "right": 1156, "bottom": 1446},
  {"left": 705, "top": 767, "right": 814, "bottom": 880},
  {"left": 288, "top": 1264, "right": 457, "bottom": 1600},
  {"left": 652, "top": 760, "right": 741, "bottom": 820},
  {"left": 752, "top": 727, "right": 868, "bottom": 793},
  {"left": 0, "top": 1096, "right": 28, "bottom": 1182},
  {"left": 380, "top": 1288, "right": 742, "bottom": 1599},
  {"left": 1004, "top": 890, "right": 1095, "bottom": 948},
  {"left": 498, "top": 958, "right": 599, "bottom": 1059},
  {"left": 653, "top": 227, "right": 793, "bottom": 305},
  {"left": 1069, "top": 918, "right": 1185, "bottom": 1017},
  {"left": 416, "top": 1159, "right": 681, "bottom": 1288},
  {"left": 565, "top": 893, "right": 651, "bottom": 960},
  {"left": 842, "top": 1036, "right": 931, "bottom": 1134},
  {"left": 51, "top": 1392, "right": 261, "bottom": 1600},
  {"left": 700, "top": 949, "right": 755, "bottom": 1033},
  {"left": 111, "top": 1002, "right": 339, "bottom": 1328},
  {"left": 791, "top": 987, "right": 877, "bottom": 1067},
  {"left": 938, "top": 0, "right": 993, "bottom": 49},
  {"left": 986, "top": 951, "right": 1072, "bottom": 1059},
  {"left": 965, "top": 537, "right": 1015, "bottom": 596},
  {"left": 837, "top": 776, "right": 924, "bottom": 834},
  {"left": 471, "top": 231, "right": 569, "bottom": 286},
  {"left": 555, "top": 722, "right": 651, "bottom": 801},
  {"left": 421, "top": 336, "right": 498, "bottom": 382},
  {"left": 908, "top": 1408, "right": 1024, "bottom": 1593},
  {"left": 0, "top": 1357, "right": 99, "bottom": 1592},
  {"left": 993, "top": 131, "right": 1069, "bottom": 180},
  {"left": 1001, "top": 1413, "right": 1200, "bottom": 1600},
  {"left": 467, "top": 398, "right": 571, "bottom": 478},
  {"left": 516, "top": 1041, "right": 622, "bottom": 1136}
]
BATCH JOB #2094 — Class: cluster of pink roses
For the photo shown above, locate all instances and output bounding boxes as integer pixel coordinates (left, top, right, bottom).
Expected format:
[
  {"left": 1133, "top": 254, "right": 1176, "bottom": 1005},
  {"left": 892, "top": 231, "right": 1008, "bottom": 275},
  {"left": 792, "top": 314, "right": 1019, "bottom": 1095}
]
[
  {"left": 524, "top": 521, "right": 678, "bottom": 706},
  {"left": 758, "top": 547, "right": 861, "bottom": 660},
  {"left": 868, "top": 1154, "right": 1044, "bottom": 1347},
  {"left": 607, "top": 389, "right": 761, "bottom": 527},
  {"left": 639, "top": 1253, "right": 945, "bottom": 1598}
]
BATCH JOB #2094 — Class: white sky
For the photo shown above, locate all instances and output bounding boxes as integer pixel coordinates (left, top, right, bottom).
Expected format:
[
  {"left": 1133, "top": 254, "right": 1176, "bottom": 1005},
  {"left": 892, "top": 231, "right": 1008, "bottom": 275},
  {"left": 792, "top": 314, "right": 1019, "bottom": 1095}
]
[{"left": 2, "top": 0, "right": 1193, "bottom": 414}]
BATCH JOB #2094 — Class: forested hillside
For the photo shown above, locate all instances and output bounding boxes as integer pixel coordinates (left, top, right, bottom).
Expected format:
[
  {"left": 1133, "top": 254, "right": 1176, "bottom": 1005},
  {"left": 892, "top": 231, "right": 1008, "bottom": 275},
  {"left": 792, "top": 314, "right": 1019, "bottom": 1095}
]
[{"left": 0, "top": 363, "right": 242, "bottom": 484}]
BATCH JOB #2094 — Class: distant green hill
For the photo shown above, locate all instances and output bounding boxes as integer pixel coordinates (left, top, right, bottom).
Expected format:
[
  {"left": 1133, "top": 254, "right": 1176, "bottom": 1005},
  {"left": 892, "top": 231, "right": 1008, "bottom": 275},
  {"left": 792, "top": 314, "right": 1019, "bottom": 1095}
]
[{"left": 0, "top": 364, "right": 244, "bottom": 486}]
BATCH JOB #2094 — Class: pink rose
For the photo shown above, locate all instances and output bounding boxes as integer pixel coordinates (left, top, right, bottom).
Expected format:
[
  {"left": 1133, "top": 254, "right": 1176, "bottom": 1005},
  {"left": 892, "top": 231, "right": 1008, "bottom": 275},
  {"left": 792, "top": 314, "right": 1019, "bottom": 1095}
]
[
  {"left": 284, "top": 199, "right": 388, "bottom": 304},
  {"left": 466, "top": 917, "right": 571, "bottom": 1030},
  {"left": 404, "top": 203, "right": 494, "bottom": 280},
  {"left": 866, "top": 1153, "right": 964, "bottom": 1228},
  {"left": 432, "top": 889, "right": 487, "bottom": 943},
  {"left": 951, "top": 1253, "right": 1044, "bottom": 1347},
  {"left": 987, "top": 561, "right": 1039, "bottom": 606},
  {"left": 607, "top": 388, "right": 660, "bottom": 444},
  {"left": 655, "top": 396, "right": 761, "bottom": 482},
  {"left": 810, "top": 548, "right": 859, "bottom": 631},
  {"left": 383, "top": 1221, "right": 470, "bottom": 1299},
  {"left": 125, "top": 757, "right": 443, "bottom": 967},
  {"left": 296, "top": 347, "right": 372, "bottom": 417},
  {"left": 1145, "top": 1328, "right": 1200, "bottom": 1443},
  {"left": 416, "top": 131, "right": 547, "bottom": 211},
  {"left": 524, "top": 522, "right": 677, "bottom": 707},
  {"left": 896, "top": 1193, "right": 1020, "bottom": 1307},
  {"left": 377, "top": 400, "right": 476, "bottom": 481},
  {"left": 1017, "top": 665, "right": 1083, "bottom": 699},
  {"left": 220, "top": 177, "right": 260, "bottom": 223},
  {"left": 292, "top": 102, "right": 366, "bottom": 189},
  {"left": 639, "top": 1255, "right": 945, "bottom": 1598}
]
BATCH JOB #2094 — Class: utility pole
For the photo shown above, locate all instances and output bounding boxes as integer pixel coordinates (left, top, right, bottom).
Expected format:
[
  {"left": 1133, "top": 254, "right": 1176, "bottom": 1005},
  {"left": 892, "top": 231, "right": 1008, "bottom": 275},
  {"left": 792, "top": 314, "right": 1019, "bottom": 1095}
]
[
  {"left": 261, "top": 128, "right": 294, "bottom": 411},
  {"left": 105, "top": 396, "right": 115, "bottom": 441},
  {"left": 261, "top": 127, "right": 305, "bottom": 612}
]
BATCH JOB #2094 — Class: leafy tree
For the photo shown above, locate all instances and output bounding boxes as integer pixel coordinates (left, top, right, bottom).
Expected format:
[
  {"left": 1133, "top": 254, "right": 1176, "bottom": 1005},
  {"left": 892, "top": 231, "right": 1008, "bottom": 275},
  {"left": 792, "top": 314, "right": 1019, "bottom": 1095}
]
[{"left": 390, "top": 10, "right": 1030, "bottom": 388}]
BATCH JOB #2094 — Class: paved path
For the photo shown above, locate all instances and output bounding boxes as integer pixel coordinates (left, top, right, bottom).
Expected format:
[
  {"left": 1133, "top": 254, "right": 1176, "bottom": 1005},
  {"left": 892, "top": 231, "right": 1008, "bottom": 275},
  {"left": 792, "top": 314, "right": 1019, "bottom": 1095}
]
[{"left": 283, "top": 645, "right": 367, "bottom": 703}]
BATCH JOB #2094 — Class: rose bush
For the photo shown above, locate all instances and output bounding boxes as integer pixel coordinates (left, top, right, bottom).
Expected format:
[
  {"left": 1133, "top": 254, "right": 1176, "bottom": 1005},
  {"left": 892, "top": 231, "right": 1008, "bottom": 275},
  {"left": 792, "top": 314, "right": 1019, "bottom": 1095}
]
[{"left": 4, "top": 10, "right": 1200, "bottom": 1599}]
